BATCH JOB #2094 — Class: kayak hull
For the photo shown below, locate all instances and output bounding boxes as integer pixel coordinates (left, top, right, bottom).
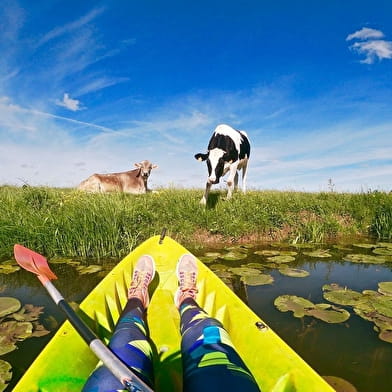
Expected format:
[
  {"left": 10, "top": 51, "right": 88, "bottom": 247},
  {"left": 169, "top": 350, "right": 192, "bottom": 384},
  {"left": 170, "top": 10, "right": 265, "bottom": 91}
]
[{"left": 13, "top": 235, "right": 334, "bottom": 391}]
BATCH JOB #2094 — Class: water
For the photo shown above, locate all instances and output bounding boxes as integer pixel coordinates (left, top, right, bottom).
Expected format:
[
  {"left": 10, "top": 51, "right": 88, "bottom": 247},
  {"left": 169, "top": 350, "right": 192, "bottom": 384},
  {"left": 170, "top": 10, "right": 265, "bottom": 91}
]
[
  {"left": 2, "top": 243, "right": 392, "bottom": 391},
  {"left": 246, "top": 261, "right": 392, "bottom": 392},
  {"left": 0, "top": 261, "right": 116, "bottom": 391}
]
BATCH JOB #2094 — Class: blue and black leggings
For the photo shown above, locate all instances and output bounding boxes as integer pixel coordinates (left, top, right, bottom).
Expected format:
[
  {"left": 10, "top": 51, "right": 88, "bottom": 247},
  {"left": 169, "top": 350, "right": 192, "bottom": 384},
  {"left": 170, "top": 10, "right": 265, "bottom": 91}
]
[{"left": 83, "top": 298, "right": 260, "bottom": 392}]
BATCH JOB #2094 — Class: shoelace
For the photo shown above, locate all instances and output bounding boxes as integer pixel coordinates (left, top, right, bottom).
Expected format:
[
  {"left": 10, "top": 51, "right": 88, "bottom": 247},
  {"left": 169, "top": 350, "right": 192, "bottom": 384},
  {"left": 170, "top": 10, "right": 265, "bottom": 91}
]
[
  {"left": 179, "top": 271, "right": 198, "bottom": 295},
  {"left": 128, "top": 270, "right": 152, "bottom": 296}
]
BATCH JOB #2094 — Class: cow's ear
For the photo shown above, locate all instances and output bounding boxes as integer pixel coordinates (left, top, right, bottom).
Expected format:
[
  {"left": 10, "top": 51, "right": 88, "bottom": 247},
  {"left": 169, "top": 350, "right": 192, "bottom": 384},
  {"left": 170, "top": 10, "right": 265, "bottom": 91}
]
[
  {"left": 135, "top": 163, "right": 142, "bottom": 168},
  {"left": 195, "top": 153, "right": 208, "bottom": 162},
  {"left": 152, "top": 164, "right": 158, "bottom": 169}
]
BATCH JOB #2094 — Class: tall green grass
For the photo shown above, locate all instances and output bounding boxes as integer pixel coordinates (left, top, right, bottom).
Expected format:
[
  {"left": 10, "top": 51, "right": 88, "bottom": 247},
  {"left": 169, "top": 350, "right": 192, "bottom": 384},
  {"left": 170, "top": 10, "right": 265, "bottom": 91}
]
[{"left": 0, "top": 186, "right": 390, "bottom": 258}]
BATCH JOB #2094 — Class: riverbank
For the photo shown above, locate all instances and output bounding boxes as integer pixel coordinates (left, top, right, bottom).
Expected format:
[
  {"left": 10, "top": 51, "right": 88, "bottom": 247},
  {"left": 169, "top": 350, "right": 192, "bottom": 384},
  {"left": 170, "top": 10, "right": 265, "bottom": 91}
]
[{"left": 0, "top": 185, "right": 391, "bottom": 259}]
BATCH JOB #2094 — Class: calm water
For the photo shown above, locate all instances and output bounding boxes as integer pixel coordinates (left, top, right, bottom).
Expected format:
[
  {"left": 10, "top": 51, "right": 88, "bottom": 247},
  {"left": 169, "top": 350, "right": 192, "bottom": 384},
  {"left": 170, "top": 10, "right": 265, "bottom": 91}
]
[{"left": 2, "top": 243, "right": 392, "bottom": 391}]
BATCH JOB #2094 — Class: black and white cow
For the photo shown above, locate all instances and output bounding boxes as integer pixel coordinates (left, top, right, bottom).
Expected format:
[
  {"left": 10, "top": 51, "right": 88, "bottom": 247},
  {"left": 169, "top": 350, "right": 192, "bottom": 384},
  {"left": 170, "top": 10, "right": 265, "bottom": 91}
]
[{"left": 195, "top": 124, "right": 250, "bottom": 205}]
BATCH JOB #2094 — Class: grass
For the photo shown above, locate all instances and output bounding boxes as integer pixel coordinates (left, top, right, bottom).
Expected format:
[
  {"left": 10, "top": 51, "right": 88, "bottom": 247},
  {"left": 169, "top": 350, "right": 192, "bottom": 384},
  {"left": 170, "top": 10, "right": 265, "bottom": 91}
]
[{"left": 0, "top": 185, "right": 391, "bottom": 259}]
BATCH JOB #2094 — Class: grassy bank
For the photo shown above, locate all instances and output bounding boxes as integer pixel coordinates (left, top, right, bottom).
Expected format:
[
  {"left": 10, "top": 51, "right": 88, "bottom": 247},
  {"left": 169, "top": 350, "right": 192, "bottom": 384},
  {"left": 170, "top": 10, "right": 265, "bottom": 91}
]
[{"left": 0, "top": 186, "right": 391, "bottom": 259}]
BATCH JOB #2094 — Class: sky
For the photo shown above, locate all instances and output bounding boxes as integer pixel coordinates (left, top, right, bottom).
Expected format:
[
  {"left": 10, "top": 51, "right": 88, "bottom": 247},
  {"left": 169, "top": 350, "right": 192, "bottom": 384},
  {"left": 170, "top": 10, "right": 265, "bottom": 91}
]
[{"left": 1, "top": 0, "right": 392, "bottom": 193}]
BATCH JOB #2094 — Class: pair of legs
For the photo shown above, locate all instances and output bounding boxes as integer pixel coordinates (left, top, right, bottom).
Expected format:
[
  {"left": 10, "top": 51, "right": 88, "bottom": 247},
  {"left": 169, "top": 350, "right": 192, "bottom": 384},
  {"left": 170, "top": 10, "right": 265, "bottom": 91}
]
[{"left": 82, "top": 255, "right": 260, "bottom": 392}]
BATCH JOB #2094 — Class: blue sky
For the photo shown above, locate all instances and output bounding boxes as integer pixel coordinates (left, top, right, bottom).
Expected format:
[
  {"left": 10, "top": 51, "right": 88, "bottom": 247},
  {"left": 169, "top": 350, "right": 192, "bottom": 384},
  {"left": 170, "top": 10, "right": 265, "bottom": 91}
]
[{"left": 1, "top": 0, "right": 391, "bottom": 192}]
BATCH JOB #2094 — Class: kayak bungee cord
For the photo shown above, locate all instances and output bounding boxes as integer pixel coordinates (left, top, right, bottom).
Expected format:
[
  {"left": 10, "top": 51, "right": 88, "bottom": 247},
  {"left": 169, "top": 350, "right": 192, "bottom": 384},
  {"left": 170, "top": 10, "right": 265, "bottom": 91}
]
[{"left": 13, "top": 244, "right": 154, "bottom": 392}]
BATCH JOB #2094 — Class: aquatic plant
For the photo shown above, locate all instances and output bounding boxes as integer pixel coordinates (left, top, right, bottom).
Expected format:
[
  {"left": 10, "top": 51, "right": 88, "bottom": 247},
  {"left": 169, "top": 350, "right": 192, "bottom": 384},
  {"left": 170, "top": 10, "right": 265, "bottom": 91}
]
[
  {"left": 274, "top": 295, "right": 350, "bottom": 323},
  {"left": 279, "top": 267, "right": 310, "bottom": 278},
  {"left": 0, "top": 359, "right": 12, "bottom": 392},
  {"left": 0, "top": 297, "right": 50, "bottom": 356},
  {"left": 370, "top": 205, "right": 392, "bottom": 240},
  {"left": 241, "top": 274, "right": 274, "bottom": 286}
]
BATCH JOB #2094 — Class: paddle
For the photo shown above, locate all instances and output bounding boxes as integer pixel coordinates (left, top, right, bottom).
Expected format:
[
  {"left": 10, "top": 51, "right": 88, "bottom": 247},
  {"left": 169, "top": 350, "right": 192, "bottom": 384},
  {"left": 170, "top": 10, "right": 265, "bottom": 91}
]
[{"left": 14, "top": 244, "right": 154, "bottom": 392}]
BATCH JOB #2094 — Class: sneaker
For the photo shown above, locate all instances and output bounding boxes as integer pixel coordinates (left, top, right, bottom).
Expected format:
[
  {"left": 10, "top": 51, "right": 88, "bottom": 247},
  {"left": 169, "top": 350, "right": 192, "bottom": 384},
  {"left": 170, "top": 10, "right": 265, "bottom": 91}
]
[
  {"left": 175, "top": 254, "right": 198, "bottom": 308},
  {"left": 128, "top": 255, "right": 156, "bottom": 308}
]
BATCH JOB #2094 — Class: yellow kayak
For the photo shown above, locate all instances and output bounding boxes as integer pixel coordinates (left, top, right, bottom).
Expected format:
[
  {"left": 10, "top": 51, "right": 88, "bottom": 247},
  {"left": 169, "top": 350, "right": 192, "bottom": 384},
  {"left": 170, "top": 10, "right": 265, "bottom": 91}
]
[{"left": 13, "top": 235, "right": 335, "bottom": 392}]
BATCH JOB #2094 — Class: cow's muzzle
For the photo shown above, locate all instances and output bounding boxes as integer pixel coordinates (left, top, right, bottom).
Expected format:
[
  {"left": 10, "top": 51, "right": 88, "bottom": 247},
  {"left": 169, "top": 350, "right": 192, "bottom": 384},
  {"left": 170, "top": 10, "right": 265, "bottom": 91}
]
[{"left": 208, "top": 177, "right": 219, "bottom": 185}]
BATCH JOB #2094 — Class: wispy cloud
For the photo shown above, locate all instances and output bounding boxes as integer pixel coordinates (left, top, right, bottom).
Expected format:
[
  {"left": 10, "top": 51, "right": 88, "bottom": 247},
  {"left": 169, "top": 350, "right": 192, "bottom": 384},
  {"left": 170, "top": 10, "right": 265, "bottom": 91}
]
[
  {"left": 76, "top": 76, "right": 130, "bottom": 96},
  {"left": 347, "top": 27, "right": 392, "bottom": 64},
  {"left": 346, "top": 27, "right": 384, "bottom": 41},
  {"left": 36, "top": 6, "right": 105, "bottom": 48}
]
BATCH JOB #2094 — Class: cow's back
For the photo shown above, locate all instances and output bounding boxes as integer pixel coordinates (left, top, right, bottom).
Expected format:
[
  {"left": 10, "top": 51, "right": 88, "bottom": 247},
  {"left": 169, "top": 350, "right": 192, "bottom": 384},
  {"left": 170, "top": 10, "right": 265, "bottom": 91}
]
[{"left": 77, "top": 174, "right": 103, "bottom": 192}]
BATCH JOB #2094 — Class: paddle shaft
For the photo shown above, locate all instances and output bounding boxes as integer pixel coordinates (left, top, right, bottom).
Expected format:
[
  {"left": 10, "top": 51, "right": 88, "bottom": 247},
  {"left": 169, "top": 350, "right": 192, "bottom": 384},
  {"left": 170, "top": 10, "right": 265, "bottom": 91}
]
[{"left": 39, "top": 276, "right": 154, "bottom": 392}]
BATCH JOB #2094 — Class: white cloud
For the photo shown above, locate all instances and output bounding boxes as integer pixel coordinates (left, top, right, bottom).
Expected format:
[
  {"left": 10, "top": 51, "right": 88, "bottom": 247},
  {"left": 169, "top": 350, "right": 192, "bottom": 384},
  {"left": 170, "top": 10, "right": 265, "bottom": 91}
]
[
  {"left": 346, "top": 27, "right": 384, "bottom": 41},
  {"left": 56, "top": 93, "right": 83, "bottom": 111},
  {"left": 347, "top": 27, "right": 392, "bottom": 64},
  {"left": 36, "top": 7, "right": 105, "bottom": 48},
  {"left": 351, "top": 40, "right": 392, "bottom": 64}
]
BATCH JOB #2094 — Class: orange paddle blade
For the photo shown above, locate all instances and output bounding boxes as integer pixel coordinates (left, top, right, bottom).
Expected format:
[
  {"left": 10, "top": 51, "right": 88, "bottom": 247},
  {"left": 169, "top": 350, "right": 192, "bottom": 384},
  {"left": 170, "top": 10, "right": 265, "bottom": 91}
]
[{"left": 14, "top": 244, "right": 58, "bottom": 280}]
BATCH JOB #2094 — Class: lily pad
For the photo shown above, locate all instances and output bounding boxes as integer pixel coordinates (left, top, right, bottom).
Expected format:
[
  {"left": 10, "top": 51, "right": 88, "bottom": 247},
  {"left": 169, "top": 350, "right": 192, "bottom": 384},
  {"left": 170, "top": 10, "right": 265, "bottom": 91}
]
[
  {"left": 209, "top": 264, "right": 228, "bottom": 271},
  {"left": 49, "top": 257, "right": 81, "bottom": 266},
  {"left": 220, "top": 251, "right": 247, "bottom": 261},
  {"left": 242, "top": 263, "right": 265, "bottom": 270},
  {"left": 0, "top": 359, "right": 12, "bottom": 392},
  {"left": 352, "top": 243, "right": 377, "bottom": 249},
  {"left": 204, "top": 252, "right": 222, "bottom": 258},
  {"left": 199, "top": 256, "right": 217, "bottom": 264},
  {"left": 323, "top": 284, "right": 363, "bottom": 306},
  {"left": 289, "top": 243, "right": 316, "bottom": 249},
  {"left": 229, "top": 267, "right": 261, "bottom": 277},
  {"left": 379, "top": 329, "right": 392, "bottom": 343},
  {"left": 0, "top": 320, "right": 33, "bottom": 354},
  {"left": 266, "top": 255, "right": 295, "bottom": 264},
  {"left": 371, "top": 295, "right": 392, "bottom": 318},
  {"left": 224, "top": 245, "right": 249, "bottom": 253},
  {"left": 214, "top": 270, "right": 235, "bottom": 279},
  {"left": 0, "top": 261, "right": 20, "bottom": 274},
  {"left": 241, "top": 274, "right": 274, "bottom": 286},
  {"left": 307, "top": 304, "right": 350, "bottom": 323},
  {"left": 343, "top": 254, "right": 386, "bottom": 264},
  {"left": 0, "top": 297, "right": 21, "bottom": 317},
  {"left": 274, "top": 295, "right": 315, "bottom": 318},
  {"left": 378, "top": 282, "right": 392, "bottom": 296},
  {"left": 279, "top": 268, "right": 310, "bottom": 278},
  {"left": 10, "top": 304, "right": 44, "bottom": 322},
  {"left": 274, "top": 295, "right": 350, "bottom": 323},
  {"left": 303, "top": 250, "right": 332, "bottom": 258},
  {"left": 76, "top": 265, "right": 103, "bottom": 275},
  {"left": 323, "top": 376, "right": 358, "bottom": 392},
  {"left": 333, "top": 245, "right": 353, "bottom": 251},
  {"left": 376, "top": 242, "right": 392, "bottom": 249},
  {"left": 31, "top": 322, "right": 50, "bottom": 337},
  {"left": 254, "top": 250, "right": 280, "bottom": 257},
  {"left": 373, "top": 247, "right": 392, "bottom": 256},
  {"left": 280, "top": 251, "right": 298, "bottom": 256}
]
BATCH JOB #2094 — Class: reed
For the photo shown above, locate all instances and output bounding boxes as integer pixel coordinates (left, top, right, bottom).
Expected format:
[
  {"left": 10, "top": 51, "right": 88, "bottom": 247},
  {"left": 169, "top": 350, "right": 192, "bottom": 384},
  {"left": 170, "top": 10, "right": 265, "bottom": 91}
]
[{"left": 0, "top": 185, "right": 390, "bottom": 258}]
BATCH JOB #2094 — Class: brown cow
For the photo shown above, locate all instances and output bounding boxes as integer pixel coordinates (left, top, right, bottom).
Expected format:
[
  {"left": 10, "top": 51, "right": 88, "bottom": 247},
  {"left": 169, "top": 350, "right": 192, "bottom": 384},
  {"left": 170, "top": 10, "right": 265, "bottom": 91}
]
[{"left": 77, "top": 160, "right": 158, "bottom": 194}]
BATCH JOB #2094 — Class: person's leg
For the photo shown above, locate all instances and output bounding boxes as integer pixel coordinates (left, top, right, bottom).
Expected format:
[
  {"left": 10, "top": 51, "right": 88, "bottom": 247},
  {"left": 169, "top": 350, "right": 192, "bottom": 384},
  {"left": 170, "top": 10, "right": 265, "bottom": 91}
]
[
  {"left": 83, "top": 255, "right": 155, "bottom": 392},
  {"left": 176, "top": 254, "right": 261, "bottom": 392}
]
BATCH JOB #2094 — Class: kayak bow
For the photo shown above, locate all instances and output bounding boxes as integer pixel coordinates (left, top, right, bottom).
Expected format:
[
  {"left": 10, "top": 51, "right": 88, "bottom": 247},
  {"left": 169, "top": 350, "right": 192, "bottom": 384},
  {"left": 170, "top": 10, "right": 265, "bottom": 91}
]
[{"left": 13, "top": 235, "right": 335, "bottom": 392}]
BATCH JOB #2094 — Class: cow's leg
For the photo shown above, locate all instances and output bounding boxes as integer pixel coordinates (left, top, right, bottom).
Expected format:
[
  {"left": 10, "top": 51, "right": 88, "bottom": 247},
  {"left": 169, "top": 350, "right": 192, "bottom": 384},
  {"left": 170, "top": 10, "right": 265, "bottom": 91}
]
[
  {"left": 241, "top": 161, "right": 248, "bottom": 193},
  {"left": 233, "top": 172, "right": 239, "bottom": 191},
  {"left": 226, "top": 163, "right": 239, "bottom": 200},
  {"left": 200, "top": 182, "right": 212, "bottom": 205}
]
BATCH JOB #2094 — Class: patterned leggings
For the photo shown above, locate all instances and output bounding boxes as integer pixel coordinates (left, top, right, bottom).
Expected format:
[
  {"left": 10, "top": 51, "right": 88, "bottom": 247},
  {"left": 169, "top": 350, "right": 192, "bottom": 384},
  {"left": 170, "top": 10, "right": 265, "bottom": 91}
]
[{"left": 82, "top": 298, "right": 260, "bottom": 392}]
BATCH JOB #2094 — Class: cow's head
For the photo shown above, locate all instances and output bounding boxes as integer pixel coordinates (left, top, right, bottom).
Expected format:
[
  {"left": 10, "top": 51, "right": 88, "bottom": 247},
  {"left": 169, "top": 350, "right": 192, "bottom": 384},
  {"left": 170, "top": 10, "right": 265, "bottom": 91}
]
[
  {"left": 135, "top": 160, "right": 158, "bottom": 179},
  {"left": 195, "top": 149, "right": 237, "bottom": 184}
]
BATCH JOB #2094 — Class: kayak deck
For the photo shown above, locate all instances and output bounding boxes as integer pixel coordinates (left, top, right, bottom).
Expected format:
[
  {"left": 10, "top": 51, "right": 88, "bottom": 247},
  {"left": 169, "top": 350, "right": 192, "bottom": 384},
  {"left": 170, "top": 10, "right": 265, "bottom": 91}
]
[{"left": 13, "top": 235, "right": 335, "bottom": 391}]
